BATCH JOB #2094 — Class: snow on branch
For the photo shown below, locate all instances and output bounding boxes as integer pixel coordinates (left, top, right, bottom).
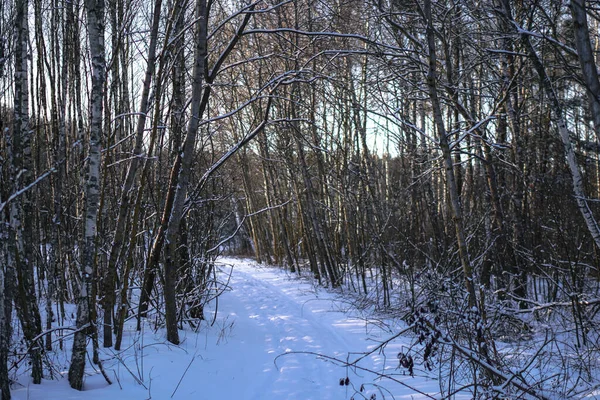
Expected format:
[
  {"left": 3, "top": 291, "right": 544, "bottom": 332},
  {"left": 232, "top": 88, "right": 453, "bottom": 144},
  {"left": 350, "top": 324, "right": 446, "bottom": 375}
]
[{"left": 0, "top": 167, "right": 56, "bottom": 214}]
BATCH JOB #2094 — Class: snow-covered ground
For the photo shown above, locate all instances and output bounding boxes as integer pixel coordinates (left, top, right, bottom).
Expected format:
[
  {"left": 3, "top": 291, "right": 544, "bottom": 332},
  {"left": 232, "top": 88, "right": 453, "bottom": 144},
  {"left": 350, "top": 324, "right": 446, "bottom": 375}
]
[{"left": 10, "top": 257, "right": 438, "bottom": 400}]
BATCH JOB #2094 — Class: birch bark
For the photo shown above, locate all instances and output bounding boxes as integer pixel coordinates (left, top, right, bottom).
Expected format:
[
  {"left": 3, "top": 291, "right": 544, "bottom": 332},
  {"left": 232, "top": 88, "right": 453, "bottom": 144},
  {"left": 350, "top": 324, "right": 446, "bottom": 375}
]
[
  {"left": 12, "top": 0, "right": 44, "bottom": 384},
  {"left": 68, "top": 0, "right": 106, "bottom": 388},
  {"left": 497, "top": 0, "right": 600, "bottom": 250}
]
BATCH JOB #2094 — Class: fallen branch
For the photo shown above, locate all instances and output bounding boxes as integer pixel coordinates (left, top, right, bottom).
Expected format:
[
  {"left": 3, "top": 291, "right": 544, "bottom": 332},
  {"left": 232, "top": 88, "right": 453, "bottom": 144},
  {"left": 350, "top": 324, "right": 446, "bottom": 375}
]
[{"left": 274, "top": 348, "right": 436, "bottom": 399}]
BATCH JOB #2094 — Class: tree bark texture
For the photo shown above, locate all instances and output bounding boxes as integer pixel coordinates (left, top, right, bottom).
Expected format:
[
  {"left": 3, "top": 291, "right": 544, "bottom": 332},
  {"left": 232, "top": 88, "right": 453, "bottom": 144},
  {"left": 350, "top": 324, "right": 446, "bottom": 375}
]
[
  {"left": 498, "top": 0, "right": 600, "bottom": 251},
  {"left": 163, "top": 0, "right": 208, "bottom": 345},
  {"left": 12, "top": 0, "right": 44, "bottom": 384},
  {"left": 102, "top": 0, "right": 163, "bottom": 348},
  {"left": 69, "top": 0, "right": 106, "bottom": 389},
  {"left": 422, "top": 0, "right": 477, "bottom": 308}
]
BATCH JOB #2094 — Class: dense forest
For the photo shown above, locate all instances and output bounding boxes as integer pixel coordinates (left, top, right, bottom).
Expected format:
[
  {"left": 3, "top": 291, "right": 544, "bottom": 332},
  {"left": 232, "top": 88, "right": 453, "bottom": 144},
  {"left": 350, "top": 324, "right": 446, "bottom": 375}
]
[{"left": 2, "top": 0, "right": 600, "bottom": 398}]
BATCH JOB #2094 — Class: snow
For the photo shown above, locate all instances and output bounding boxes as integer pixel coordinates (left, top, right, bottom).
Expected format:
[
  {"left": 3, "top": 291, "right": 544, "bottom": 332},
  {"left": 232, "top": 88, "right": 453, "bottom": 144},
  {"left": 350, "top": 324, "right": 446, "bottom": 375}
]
[{"left": 10, "top": 257, "right": 440, "bottom": 400}]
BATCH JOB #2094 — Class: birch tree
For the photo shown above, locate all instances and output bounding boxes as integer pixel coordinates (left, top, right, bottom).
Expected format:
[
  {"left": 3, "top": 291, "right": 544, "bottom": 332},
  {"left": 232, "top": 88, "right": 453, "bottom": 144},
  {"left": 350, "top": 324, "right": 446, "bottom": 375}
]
[
  {"left": 68, "top": 0, "right": 106, "bottom": 388},
  {"left": 495, "top": 0, "right": 600, "bottom": 251},
  {"left": 12, "top": 0, "right": 44, "bottom": 384}
]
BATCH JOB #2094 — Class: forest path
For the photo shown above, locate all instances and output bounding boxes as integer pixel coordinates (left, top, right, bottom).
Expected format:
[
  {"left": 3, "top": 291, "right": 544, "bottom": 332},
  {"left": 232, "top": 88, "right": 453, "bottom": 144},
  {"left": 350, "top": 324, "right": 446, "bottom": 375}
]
[
  {"left": 11, "top": 257, "right": 435, "bottom": 400},
  {"left": 205, "top": 257, "right": 434, "bottom": 400},
  {"left": 215, "top": 258, "right": 364, "bottom": 399}
]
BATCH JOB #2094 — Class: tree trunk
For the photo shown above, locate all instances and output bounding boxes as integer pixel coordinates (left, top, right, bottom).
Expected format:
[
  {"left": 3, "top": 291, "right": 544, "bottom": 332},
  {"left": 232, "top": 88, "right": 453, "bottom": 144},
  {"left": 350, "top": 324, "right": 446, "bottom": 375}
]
[
  {"left": 570, "top": 0, "right": 600, "bottom": 139},
  {"left": 163, "top": 0, "right": 208, "bottom": 344},
  {"left": 69, "top": 0, "right": 106, "bottom": 388},
  {"left": 0, "top": 60, "right": 10, "bottom": 396},
  {"left": 102, "top": 0, "right": 162, "bottom": 348},
  {"left": 12, "top": 0, "right": 44, "bottom": 384},
  {"left": 0, "top": 212, "right": 13, "bottom": 400},
  {"left": 498, "top": 0, "right": 600, "bottom": 251},
  {"left": 422, "top": 0, "right": 477, "bottom": 308}
]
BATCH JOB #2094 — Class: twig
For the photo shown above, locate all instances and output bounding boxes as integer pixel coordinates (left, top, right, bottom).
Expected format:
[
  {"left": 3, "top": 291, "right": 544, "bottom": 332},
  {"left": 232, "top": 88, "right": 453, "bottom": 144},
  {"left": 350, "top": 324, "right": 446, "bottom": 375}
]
[
  {"left": 274, "top": 350, "right": 437, "bottom": 399},
  {"left": 109, "top": 349, "right": 148, "bottom": 389},
  {"left": 171, "top": 352, "right": 200, "bottom": 398}
]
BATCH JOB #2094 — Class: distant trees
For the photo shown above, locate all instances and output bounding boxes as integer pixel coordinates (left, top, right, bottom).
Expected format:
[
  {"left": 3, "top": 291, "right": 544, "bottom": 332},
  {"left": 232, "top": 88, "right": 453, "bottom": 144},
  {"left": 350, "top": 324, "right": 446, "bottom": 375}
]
[
  {"left": 2, "top": 0, "right": 600, "bottom": 397},
  {"left": 228, "top": 0, "right": 600, "bottom": 396}
]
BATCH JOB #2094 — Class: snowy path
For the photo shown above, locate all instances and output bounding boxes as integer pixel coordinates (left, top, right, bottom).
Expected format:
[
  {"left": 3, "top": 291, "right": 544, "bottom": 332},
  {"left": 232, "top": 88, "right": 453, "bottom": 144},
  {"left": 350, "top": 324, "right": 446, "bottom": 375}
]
[
  {"left": 215, "top": 260, "right": 364, "bottom": 399},
  {"left": 11, "top": 258, "right": 437, "bottom": 400}
]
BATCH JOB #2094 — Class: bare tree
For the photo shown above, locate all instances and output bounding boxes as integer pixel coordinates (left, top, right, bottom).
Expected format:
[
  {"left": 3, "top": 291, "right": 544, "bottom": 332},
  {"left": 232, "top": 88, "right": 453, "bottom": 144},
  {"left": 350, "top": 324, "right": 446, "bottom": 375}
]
[
  {"left": 68, "top": 0, "right": 106, "bottom": 388},
  {"left": 161, "top": 0, "right": 209, "bottom": 345},
  {"left": 101, "top": 0, "right": 163, "bottom": 349},
  {"left": 495, "top": 0, "right": 600, "bottom": 250},
  {"left": 11, "top": 0, "right": 44, "bottom": 385},
  {"left": 570, "top": 0, "right": 600, "bottom": 139}
]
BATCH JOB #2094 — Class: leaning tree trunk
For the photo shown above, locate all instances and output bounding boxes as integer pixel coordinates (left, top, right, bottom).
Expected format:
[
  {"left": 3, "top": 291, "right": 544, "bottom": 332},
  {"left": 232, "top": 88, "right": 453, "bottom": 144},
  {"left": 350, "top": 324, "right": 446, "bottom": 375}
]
[
  {"left": 497, "top": 0, "right": 600, "bottom": 251},
  {"left": 162, "top": 0, "right": 208, "bottom": 345},
  {"left": 570, "top": 0, "right": 600, "bottom": 140},
  {"left": 115, "top": 4, "right": 179, "bottom": 347},
  {"left": 102, "top": 0, "right": 162, "bottom": 348},
  {"left": 137, "top": 0, "right": 201, "bottom": 325},
  {"left": 422, "top": 0, "right": 477, "bottom": 308},
  {"left": 68, "top": 0, "right": 106, "bottom": 389}
]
